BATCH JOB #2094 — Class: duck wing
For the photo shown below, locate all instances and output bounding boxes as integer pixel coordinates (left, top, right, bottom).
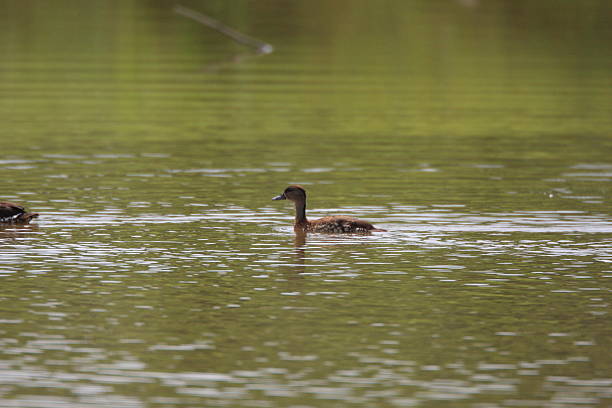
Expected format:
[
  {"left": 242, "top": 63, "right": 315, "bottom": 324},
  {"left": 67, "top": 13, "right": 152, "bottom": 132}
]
[
  {"left": 0, "top": 202, "right": 26, "bottom": 219},
  {"left": 310, "top": 215, "right": 380, "bottom": 233}
]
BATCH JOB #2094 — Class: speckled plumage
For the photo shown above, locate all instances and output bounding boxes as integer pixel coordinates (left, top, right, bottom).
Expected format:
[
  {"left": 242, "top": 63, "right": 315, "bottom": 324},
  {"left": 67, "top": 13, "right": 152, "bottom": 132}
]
[
  {"left": 0, "top": 202, "right": 39, "bottom": 224},
  {"left": 273, "top": 185, "right": 386, "bottom": 234}
]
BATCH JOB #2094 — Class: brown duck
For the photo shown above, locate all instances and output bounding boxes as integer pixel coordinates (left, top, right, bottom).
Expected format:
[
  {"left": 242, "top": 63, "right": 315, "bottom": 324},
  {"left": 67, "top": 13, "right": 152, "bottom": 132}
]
[
  {"left": 0, "top": 202, "right": 39, "bottom": 224},
  {"left": 273, "top": 185, "right": 386, "bottom": 233}
]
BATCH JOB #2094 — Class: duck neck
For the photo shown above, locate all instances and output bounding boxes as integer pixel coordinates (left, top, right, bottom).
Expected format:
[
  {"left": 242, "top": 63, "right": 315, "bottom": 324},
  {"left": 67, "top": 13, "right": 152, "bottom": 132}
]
[{"left": 294, "top": 199, "right": 307, "bottom": 225}]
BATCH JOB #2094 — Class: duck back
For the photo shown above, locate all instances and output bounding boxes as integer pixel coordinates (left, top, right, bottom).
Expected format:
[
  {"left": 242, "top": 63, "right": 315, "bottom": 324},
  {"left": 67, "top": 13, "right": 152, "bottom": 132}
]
[{"left": 307, "top": 216, "right": 386, "bottom": 233}]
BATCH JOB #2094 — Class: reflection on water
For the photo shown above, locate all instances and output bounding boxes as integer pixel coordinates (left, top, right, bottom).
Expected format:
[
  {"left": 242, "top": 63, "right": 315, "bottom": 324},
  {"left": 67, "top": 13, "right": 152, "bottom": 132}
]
[{"left": 1, "top": 0, "right": 612, "bottom": 407}]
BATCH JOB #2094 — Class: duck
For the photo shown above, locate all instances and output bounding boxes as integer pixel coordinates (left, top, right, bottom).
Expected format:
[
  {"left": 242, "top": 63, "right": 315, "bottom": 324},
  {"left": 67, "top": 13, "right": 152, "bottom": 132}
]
[
  {"left": 0, "top": 202, "right": 39, "bottom": 224},
  {"left": 272, "top": 185, "right": 386, "bottom": 233}
]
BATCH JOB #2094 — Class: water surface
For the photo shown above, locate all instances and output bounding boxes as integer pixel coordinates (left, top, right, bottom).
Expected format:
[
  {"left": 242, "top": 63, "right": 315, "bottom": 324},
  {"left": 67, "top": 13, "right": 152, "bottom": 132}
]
[{"left": 1, "top": 1, "right": 611, "bottom": 407}]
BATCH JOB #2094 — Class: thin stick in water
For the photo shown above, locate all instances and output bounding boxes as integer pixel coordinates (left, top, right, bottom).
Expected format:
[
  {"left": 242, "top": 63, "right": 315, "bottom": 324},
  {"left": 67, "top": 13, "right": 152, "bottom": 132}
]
[{"left": 174, "top": 4, "right": 273, "bottom": 55}]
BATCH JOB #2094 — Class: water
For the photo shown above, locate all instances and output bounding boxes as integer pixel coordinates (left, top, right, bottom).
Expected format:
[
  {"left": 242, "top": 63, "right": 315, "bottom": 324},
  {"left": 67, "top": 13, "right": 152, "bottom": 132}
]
[{"left": 1, "top": 1, "right": 612, "bottom": 407}]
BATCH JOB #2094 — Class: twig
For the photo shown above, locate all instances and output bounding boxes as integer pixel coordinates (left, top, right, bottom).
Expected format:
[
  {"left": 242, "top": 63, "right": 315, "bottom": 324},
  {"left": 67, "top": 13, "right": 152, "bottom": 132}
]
[{"left": 174, "top": 4, "right": 273, "bottom": 55}]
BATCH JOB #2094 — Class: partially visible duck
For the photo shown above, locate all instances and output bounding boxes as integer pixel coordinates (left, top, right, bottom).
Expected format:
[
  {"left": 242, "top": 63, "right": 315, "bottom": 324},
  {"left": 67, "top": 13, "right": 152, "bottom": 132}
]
[
  {"left": 0, "top": 202, "right": 39, "bottom": 224},
  {"left": 272, "top": 185, "right": 386, "bottom": 233}
]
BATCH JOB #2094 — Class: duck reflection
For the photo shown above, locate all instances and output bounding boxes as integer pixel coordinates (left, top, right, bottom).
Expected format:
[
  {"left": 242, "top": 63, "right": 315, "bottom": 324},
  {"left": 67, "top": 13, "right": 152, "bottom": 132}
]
[
  {"left": 294, "top": 230, "right": 307, "bottom": 249},
  {"left": 292, "top": 230, "right": 307, "bottom": 271},
  {"left": 279, "top": 228, "right": 381, "bottom": 280},
  {"left": 0, "top": 223, "right": 39, "bottom": 240}
]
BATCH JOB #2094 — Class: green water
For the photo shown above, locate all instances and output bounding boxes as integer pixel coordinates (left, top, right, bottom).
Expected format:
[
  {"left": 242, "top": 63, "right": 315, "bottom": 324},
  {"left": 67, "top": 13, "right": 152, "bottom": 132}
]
[{"left": 1, "top": 1, "right": 611, "bottom": 407}]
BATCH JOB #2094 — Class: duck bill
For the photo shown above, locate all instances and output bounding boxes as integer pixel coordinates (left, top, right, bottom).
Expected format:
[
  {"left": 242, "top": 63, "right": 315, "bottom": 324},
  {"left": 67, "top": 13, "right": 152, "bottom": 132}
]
[{"left": 272, "top": 193, "right": 286, "bottom": 201}]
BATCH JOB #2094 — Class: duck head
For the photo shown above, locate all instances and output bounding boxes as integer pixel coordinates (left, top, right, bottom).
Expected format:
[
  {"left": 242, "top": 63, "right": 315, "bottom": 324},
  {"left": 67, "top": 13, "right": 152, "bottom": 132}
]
[{"left": 272, "top": 185, "right": 307, "bottom": 202}]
